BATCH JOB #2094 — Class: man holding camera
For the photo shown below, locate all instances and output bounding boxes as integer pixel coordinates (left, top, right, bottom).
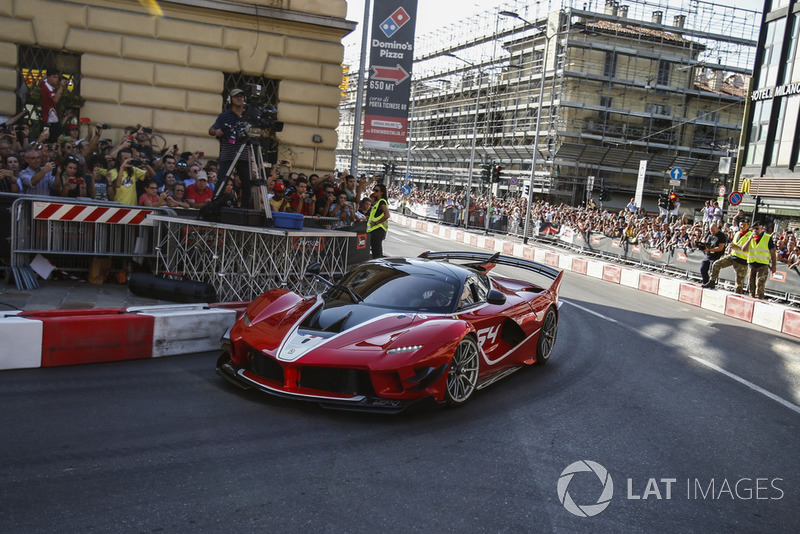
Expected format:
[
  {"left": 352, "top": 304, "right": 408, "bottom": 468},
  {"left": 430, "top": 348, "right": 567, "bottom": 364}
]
[
  {"left": 209, "top": 88, "right": 252, "bottom": 210},
  {"left": 41, "top": 70, "right": 68, "bottom": 142},
  {"left": 699, "top": 222, "right": 727, "bottom": 288}
]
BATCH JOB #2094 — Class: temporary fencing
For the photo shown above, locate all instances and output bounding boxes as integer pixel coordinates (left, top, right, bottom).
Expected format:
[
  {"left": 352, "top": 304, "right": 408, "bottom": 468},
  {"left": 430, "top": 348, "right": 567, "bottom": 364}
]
[
  {"left": 10, "top": 195, "right": 177, "bottom": 281},
  {"left": 149, "top": 214, "right": 355, "bottom": 302}
]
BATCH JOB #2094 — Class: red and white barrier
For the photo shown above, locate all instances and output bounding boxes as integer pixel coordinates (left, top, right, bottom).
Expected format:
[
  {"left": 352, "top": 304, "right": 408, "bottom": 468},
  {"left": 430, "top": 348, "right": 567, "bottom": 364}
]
[
  {"left": 20, "top": 308, "right": 155, "bottom": 367},
  {"left": 0, "top": 303, "right": 247, "bottom": 370},
  {"left": 33, "top": 201, "right": 154, "bottom": 226},
  {"left": 127, "top": 304, "right": 236, "bottom": 358},
  {"left": 0, "top": 314, "right": 43, "bottom": 370}
]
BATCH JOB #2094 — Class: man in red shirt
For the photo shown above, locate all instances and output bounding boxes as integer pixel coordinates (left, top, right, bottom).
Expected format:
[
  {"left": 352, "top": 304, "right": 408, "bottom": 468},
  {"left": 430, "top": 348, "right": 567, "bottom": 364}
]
[
  {"left": 186, "top": 170, "right": 213, "bottom": 208},
  {"left": 40, "top": 69, "right": 68, "bottom": 142},
  {"left": 287, "top": 176, "right": 315, "bottom": 215}
]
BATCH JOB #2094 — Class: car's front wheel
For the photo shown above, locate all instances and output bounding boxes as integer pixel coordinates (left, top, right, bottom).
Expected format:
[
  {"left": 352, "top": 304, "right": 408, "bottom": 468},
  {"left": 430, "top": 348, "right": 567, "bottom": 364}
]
[
  {"left": 535, "top": 307, "right": 558, "bottom": 365},
  {"left": 445, "top": 336, "right": 480, "bottom": 406}
]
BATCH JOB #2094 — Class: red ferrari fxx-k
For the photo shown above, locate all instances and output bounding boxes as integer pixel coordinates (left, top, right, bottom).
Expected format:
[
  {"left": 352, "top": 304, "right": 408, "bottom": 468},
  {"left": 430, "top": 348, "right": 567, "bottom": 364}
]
[{"left": 217, "top": 251, "right": 563, "bottom": 412}]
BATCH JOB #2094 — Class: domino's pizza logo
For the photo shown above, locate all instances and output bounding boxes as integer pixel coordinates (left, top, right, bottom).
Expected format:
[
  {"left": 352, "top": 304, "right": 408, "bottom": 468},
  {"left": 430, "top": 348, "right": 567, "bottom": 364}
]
[{"left": 380, "top": 7, "right": 411, "bottom": 38}]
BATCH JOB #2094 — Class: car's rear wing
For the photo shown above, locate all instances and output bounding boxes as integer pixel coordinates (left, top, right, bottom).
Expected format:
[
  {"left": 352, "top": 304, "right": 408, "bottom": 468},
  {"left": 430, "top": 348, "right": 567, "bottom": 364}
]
[{"left": 419, "top": 251, "right": 560, "bottom": 281}]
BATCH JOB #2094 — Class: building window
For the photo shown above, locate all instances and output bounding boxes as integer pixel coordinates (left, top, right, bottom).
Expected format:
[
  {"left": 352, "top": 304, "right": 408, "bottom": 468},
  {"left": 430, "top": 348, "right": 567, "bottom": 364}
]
[
  {"left": 656, "top": 60, "right": 671, "bottom": 87},
  {"left": 647, "top": 103, "right": 671, "bottom": 115},
  {"left": 760, "top": 18, "right": 787, "bottom": 88},
  {"left": 222, "top": 73, "right": 279, "bottom": 111},
  {"left": 696, "top": 110, "right": 719, "bottom": 123},
  {"left": 599, "top": 96, "right": 612, "bottom": 121},
  {"left": 746, "top": 99, "right": 773, "bottom": 166},
  {"left": 787, "top": 13, "right": 800, "bottom": 83},
  {"left": 603, "top": 52, "right": 617, "bottom": 86},
  {"left": 772, "top": 96, "right": 800, "bottom": 166},
  {"left": 17, "top": 46, "right": 82, "bottom": 135}
]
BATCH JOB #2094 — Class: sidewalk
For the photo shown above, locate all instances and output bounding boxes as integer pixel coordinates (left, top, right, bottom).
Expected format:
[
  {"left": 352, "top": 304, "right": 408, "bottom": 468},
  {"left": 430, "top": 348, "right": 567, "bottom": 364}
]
[{"left": 0, "top": 278, "right": 169, "bottom": 312}]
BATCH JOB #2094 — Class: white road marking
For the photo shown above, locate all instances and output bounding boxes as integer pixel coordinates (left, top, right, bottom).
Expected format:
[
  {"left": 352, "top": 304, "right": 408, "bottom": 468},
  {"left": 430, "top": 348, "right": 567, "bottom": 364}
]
[
  {"left": 561, "top": 299, "right": 618, "bottom": 323},
  {"left": 564, "top": 299, "right": 800, "bottom": 415},
  {"left": 686, "top": 355, "right": 800, "bottom": 416}
]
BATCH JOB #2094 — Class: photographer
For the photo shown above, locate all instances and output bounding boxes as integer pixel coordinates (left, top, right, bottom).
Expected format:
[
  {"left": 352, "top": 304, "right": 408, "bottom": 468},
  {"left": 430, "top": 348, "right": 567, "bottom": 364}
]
[
  {"left": 109, "top": 149, "right": 153, "bottom": 206},
  {"left": 288, "top": 176, "right": 315, "bottom": 215},
  {"left": 696, "top": 222, "right": 727, "bottom": 288},
  {"left": 56, "top": 156, "right": 87, "bottom": 198},
  {"left": 87, "top": 154, "right": 110, "bottom": 201},
  {"left": 329, "top": 191, "right": 355, "bottom": 226},
  {"left": 209, "top": 88, "right": 252, "bottom": 210},
  {"left": 19, "top": 148, "right": 56, "bottom": 196},
  {"left": 0, "top": 154, "right": 21, "bottom": 193},
  {"left": 41, "top": 69, "right": 69, "bottom": 142},
  {"left": 315, "top": 182, "right": 337, "bottom": 217}
]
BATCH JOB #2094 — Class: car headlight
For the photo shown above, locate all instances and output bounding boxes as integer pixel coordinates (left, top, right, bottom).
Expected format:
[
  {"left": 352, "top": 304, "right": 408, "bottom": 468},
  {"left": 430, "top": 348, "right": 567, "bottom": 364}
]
[
  {"left": 387, "top": 344, "right": 422, "bottom": 354},
  {"left": 243, "top": 311, "right": 252, "bottom": 327}
]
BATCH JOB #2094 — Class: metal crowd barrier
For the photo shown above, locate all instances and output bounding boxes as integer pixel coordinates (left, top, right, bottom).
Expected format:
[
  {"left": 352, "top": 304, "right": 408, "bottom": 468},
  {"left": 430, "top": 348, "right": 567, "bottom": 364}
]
[
  {"left": 149, "top": 214, "right": 355, "bottom": 302},
  {"left": 10, "top": 195, "right": 177, "bottom": 275},
  {"left": 395, "top": 201, "right": 800, "bottom": 304}
]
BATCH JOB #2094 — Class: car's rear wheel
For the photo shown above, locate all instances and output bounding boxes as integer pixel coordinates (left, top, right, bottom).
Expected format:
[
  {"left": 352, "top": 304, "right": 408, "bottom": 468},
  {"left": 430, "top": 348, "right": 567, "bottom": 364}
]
[
  {"left": 535, "top": 307, "right": 558, "bottom": 365},
  {"left": 446, "top": 337, "right": 480, "bottom": 406}
]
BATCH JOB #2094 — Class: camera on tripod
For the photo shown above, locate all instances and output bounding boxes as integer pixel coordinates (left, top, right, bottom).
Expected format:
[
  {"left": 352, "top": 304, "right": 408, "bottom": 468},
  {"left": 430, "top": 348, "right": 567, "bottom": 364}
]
[{"left": 237, "top": 83, "right": 284, "bottom": 164}]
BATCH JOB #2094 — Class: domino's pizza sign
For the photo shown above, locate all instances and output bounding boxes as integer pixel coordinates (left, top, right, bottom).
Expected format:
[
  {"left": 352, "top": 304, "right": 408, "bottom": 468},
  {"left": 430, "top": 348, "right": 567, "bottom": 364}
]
[{"left": 363, "top": 0, "right": 419, "bottom": 151}]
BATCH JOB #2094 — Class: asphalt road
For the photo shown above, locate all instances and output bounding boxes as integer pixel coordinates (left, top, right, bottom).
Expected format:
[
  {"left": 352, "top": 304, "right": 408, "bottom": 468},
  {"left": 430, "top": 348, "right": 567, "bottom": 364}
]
[{"left": 1, "top": 225, "right": 799, "bottom": 533}]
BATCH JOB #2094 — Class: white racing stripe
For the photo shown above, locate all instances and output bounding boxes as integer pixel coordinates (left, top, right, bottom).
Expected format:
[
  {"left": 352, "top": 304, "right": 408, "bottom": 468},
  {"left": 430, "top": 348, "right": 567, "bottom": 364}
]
[{"left": 561, "top": 299, "right": 618, "bottom": 323}]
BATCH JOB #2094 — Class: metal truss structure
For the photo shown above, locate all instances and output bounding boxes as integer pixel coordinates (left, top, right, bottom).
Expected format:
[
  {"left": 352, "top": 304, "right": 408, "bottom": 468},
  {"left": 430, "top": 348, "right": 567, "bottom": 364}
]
[{"left": 150, "top": 215, "right": 353, "bottom": 301}]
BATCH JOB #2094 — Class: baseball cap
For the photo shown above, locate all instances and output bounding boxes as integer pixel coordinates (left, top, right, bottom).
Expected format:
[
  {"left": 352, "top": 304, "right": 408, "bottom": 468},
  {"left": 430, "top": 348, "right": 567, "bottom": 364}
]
[
  {"left": 196, "top": 170, "right": 208, "bottom": 181},
  {"left": 229, "top": 88, "right": 244, "bottom": 97},
  {"left": 751, "top": 220, "right": 763, "bottom": 227},
  {"left": 273, "top": 181, "right": 285, "bottom": 191}
]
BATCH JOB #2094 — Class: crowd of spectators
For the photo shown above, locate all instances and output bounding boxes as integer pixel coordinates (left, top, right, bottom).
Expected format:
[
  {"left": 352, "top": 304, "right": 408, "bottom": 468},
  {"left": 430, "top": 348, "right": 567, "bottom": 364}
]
[
  {"left": 0, "top": 113, "right": 385, "bottom": 226},
  {"left": 0, "top": 115, "right": 216, "bottom": 209},
  {"left": 394, "top": 185, "right": 800, "bottom": 268}
]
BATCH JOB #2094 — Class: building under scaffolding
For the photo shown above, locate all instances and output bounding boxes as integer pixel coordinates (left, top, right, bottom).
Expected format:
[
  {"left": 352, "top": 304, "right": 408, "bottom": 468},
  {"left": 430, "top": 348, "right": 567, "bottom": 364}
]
[{"left": 336, "top": 0, "right": 760, "bottom": 212}]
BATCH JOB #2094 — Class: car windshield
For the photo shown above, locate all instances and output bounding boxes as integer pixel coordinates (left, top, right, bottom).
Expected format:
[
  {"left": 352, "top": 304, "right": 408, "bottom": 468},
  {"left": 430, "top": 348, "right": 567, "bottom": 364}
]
[{"left": 328, "top": 264, "right": 460, "bottom": 313}]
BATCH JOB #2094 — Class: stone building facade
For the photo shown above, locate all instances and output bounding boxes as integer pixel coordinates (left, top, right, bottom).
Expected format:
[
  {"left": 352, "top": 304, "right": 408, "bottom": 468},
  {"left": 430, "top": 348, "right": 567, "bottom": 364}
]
[{"left": 0, "top": 0, "right": 354, "bottom": 173}]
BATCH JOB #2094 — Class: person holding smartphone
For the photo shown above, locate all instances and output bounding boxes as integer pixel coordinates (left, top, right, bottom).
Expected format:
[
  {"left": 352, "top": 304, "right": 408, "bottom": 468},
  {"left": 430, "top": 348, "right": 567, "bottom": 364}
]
[{"left": 56, "top": 156, "right": 87, "bottom": 198}]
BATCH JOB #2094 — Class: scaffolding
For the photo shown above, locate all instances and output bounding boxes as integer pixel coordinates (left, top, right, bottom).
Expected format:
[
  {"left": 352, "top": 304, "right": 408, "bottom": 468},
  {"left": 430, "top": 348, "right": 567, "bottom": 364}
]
[{"left": 337, "top": 0, "right": 760, "bottom": 207}]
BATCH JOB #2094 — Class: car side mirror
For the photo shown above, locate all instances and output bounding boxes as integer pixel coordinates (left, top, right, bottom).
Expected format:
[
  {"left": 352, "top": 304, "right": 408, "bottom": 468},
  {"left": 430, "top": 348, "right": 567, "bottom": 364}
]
[{"left": 486, "top": 289, "right": 506, "bottom": 305}]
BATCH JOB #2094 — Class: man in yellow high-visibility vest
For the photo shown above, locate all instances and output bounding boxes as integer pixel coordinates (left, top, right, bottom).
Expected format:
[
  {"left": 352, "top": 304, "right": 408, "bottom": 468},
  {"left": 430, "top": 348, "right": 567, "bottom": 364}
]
[
  {"left": 744, "top": 221, "right": 777, "bottom": 299},
  {"left": 708, "top": 218, "right": 751, "bottom": 293}
]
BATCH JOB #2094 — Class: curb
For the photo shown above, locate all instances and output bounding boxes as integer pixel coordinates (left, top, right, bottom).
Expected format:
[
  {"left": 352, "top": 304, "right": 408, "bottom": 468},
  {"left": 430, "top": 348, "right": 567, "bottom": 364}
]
[
  {"left": 0, "top": 302, "right": 250, "bottom": 371},
  {"left": 395, "top": 215, "right": 800, "bottom": 340}
]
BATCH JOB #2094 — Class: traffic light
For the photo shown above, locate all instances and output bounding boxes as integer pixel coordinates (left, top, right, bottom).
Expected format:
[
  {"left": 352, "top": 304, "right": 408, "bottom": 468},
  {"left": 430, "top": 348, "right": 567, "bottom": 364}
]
[
  {"left": 599, "top": 189, "right": 610, "bottom": 202},
  {"left": 668, "top": 192, "right": 678, "bottom": 211},
  {"left": 382, "top": 162, "right": 390, "bottom": 175},
  {"left": 491, "top": 165, "right": 503, "bottom": 182},
  {"left": 390, "top": 162, "right": 396, "bottom": 176},
  {"left": 480, "top": 163, "right": 492, "bottom": 182}
]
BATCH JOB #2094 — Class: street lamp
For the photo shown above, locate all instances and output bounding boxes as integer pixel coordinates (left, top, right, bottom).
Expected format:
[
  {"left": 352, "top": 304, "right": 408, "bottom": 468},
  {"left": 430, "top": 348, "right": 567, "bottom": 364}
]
[
  {"left": 518, "top": 14, "right": 557, "bottom": 244},
  {"left": 444, "top": 52, "right": 483, "bottom": 229}
]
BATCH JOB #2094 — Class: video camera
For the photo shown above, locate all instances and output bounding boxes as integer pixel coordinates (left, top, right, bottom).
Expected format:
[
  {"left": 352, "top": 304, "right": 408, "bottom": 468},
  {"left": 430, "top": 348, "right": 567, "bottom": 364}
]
[{"left": 230, "top": 83, "right": 284, "bottom": 164}]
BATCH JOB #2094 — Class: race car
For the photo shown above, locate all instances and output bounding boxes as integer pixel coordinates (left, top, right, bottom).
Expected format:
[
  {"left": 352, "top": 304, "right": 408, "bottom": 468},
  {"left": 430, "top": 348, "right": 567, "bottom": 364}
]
[{"left": 217, "top": 251, "right": 563, "bottom": 413}]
